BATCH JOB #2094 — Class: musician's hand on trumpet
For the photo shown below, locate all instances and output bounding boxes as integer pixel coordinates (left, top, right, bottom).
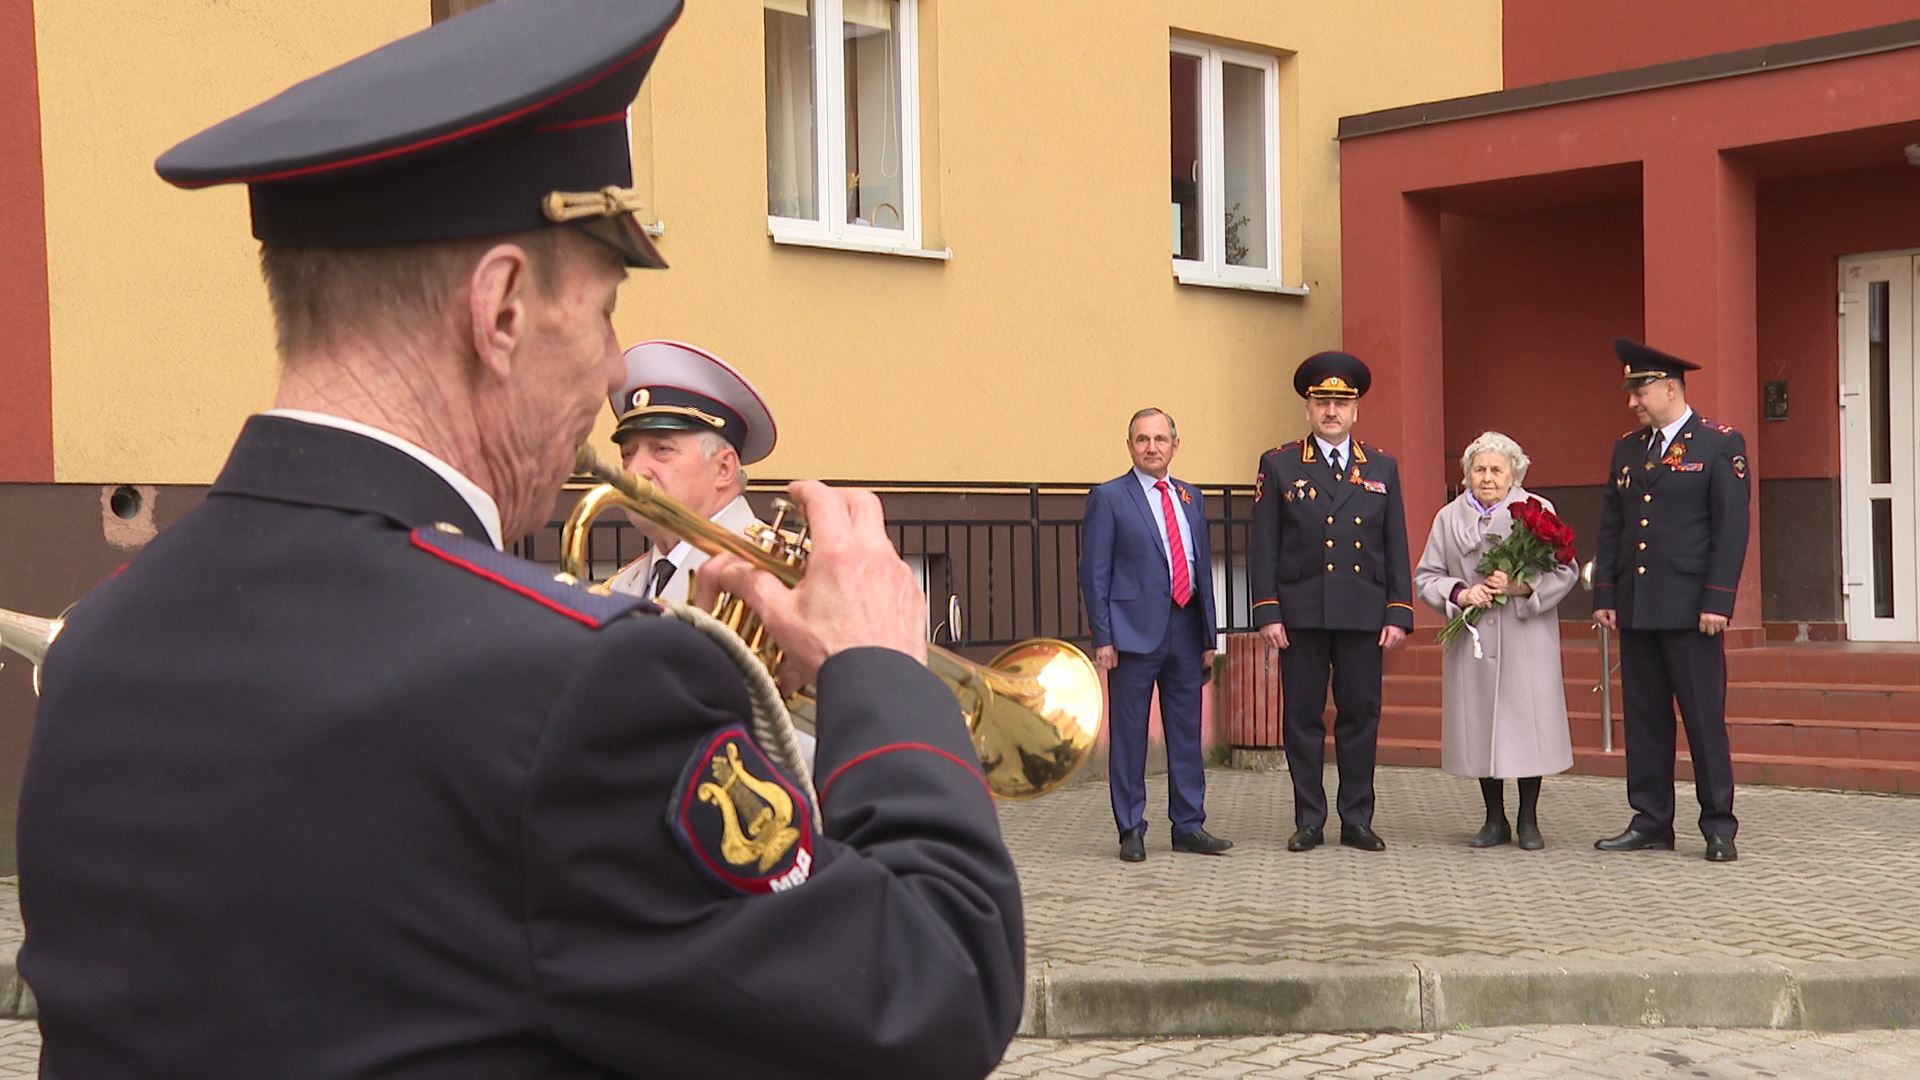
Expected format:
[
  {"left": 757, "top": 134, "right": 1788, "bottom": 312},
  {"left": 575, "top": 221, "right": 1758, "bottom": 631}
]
[{"left": 694, "top": 480, "right": 927, "bottom": 693}]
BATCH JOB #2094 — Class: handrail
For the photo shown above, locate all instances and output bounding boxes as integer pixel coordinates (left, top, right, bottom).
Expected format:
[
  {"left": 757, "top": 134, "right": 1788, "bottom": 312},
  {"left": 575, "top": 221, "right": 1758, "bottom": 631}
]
[{"left": 1581, "top": 559, "right": 1619, "bottom": 753}]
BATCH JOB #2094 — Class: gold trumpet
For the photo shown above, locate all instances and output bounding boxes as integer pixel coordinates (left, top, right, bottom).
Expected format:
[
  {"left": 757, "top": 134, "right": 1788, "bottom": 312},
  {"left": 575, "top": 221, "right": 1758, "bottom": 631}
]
[
  {"left": 0, "top": 606, "right": 63, "bottom": 696},
  {"left": 561, "top": 445, "right": 1103, "bottom": 799}
]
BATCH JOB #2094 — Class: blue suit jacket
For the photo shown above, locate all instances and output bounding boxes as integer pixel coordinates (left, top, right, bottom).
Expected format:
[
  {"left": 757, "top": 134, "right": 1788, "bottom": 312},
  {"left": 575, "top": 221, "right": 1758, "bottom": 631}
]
[{"left": 1079, "top": 472, "right": 1218, "bottom": 655}]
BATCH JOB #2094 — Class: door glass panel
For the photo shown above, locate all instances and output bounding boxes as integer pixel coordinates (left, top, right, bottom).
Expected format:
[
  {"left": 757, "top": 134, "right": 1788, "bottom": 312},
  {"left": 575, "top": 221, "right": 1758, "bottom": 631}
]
[
  {"left": 1871, "top": 280, "right": 1891, "bottom": 484},
  {"left": 1873, "top": 497, "right": 1895, "bottom": 619}
]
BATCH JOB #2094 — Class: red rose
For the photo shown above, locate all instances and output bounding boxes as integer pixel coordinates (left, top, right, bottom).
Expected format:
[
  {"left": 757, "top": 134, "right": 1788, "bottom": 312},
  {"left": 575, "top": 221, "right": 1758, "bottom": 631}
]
[{"left": 1554, "top": 543, "right": 1577, "bottom": 566}]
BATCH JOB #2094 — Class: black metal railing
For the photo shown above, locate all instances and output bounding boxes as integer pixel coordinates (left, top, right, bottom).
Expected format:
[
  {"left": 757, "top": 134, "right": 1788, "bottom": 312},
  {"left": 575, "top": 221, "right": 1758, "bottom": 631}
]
[{"left": 516, "top": 480, "right": 1261, "bottom": 649}]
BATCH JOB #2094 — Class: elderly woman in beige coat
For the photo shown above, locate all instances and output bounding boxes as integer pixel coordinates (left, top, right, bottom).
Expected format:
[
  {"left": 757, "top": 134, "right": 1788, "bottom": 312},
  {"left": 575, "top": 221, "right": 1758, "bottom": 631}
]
[{"left": 1415, "top": 432, "right": 1577, "bottom": 850}]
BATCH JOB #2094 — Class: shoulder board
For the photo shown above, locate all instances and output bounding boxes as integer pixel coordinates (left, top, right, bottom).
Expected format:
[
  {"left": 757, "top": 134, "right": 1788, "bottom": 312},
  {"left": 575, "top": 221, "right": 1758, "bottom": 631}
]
[
  {"left": 1358, "top": 440, "right": 1390, "bottom": 455},
  {"left": 1270, "top": 441, "right": 1301, "bottom": 455},
  {"left": 409, "top": 523, "right": 656, "bottom": 629},
  {"left": 1695, "top": 416, "right": 1739, "bottom": 435},
  {"left": 1618, "top": 428, "right": 1642, "bottom": 440}
]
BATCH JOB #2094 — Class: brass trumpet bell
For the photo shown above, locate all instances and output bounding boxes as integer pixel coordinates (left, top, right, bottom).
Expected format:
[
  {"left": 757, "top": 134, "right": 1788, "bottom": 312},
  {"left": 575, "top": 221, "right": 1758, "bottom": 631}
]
[
  {"left": 0, "top": 605, "right": 64, "bottom": 696},
  {"left": 561, "top": 445, "right": 1102, "bottom": 799}
]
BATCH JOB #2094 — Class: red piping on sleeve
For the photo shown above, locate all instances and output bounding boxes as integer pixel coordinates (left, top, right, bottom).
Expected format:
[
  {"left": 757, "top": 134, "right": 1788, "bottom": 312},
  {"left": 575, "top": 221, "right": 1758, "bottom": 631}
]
[{"left": 819, "top": 742, "right": 990, "bottom": 801}]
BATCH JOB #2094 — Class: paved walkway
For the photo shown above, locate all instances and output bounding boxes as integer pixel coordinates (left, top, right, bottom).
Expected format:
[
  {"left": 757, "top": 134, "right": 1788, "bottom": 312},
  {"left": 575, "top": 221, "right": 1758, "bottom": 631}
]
[
  {"left": 994, "top": 1028, "right": 1920, "bottom": 1078},
  {"left": 997, "top": 766, "right": 1920, "bottom": 1035}
]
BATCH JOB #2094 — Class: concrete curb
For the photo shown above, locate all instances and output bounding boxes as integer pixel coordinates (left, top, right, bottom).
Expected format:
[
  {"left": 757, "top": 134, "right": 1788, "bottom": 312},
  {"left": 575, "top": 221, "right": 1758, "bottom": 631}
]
[{"left": 1019, "top": 959, "right": 1920, "bottom": 1037}]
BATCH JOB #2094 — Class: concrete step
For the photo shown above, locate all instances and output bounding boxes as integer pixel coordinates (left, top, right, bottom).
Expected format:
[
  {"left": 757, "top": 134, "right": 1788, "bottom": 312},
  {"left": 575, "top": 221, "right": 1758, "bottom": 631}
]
[
  {"left": 1362, "top": 735, "right": 1920, "bottom": 794},
  {"left": 1369, "top": 705, "right": 1920, "bottom": 761},
  {"left": 1376, "top": 674, "right": 1920, "bottom": 725},
  {"left": 1382, "top": 640, "right": 1920, "bottom": 687}
]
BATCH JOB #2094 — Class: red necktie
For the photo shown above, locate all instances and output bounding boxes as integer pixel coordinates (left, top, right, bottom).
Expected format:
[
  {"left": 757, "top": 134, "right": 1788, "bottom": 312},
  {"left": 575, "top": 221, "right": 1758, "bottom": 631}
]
[{"left": 1155, "top": 480, "right": 1192, "bottom": 607}]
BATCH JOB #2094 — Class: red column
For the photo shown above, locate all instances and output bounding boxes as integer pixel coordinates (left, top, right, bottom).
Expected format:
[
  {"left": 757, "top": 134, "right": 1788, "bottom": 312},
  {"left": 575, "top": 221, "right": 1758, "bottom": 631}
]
[
  {"left": 0, "top": 0, "right": 53, "bottom": 482},
  {"left": 1342, "top": 174, "right": 1447, "bottom": 626},
  {"left": 1641, "top": 149, "right": 1763, "bottom": 638}
]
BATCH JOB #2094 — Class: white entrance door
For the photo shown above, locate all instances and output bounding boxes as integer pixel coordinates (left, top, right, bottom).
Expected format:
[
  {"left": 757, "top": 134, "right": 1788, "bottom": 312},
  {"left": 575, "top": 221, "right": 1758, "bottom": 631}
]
[{"left": 1839, "top": 252, "right": 1920, "bottom": 641}]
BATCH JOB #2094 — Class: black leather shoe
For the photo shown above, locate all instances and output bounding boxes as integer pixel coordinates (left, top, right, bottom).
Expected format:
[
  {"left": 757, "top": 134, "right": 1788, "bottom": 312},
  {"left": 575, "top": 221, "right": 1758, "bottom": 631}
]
[
  {"left": 1171, "top": 828, "right": 1233, "bottom": 855},
  {"left": 1286, "top": 826, "right": 1323, "bottom": 852},
  {"left": 1593, "top": 827, "right": 1675, "bottom": 851},
  {"left": 1515, "top": 819, "right": 1545, "bottom": 851},
  {"left": 1705, "top": 836, "right": 1738, "bottom": 863},
  {"left": 1340, "top": 823, "right": 1387, "bottom": 852},
  {"left": 1118, "top": 829, "right": 1145, "bottom": 863},
  {"left": 1468, "top": 818, "right": 1512, "bottom": 848}
]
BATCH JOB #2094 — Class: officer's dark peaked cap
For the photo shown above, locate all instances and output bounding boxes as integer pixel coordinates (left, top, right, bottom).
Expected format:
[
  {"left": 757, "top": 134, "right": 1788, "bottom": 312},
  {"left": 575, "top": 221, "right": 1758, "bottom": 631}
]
[
  {"left": 1614, "top": 337, "right": 1701, "bottom": 389},
  {"left": 154, "top": 0, "right": 683, "bottom": 269},
  {"left": 1293, "top": 350, "right": 1371, "bottom": 400}
]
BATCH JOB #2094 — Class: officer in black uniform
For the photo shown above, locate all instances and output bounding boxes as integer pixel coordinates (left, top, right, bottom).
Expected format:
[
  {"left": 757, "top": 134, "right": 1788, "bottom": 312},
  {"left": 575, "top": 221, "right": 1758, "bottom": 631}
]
[
  {"left": 1592, "top": 337, "right": 1750, "bottom": 863},
  {"left": 16, "top": 3, "right": 1025, "bottom": 1077},
  {"left": 1251, "top": 351, "right": 1414, "bottom": 854}
]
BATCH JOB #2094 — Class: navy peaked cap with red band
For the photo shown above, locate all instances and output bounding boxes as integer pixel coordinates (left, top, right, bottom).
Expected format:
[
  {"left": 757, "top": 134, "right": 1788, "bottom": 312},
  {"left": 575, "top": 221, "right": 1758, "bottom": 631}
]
[
  {"left": 154, "top": 0, "right": 683, "bottom": 268},
  {"left": 1294, "top": 350, "right": 1371, "bottom": 400},
  {"left": 1614, "top": 337, "right": 1701, "bottom": 389}
]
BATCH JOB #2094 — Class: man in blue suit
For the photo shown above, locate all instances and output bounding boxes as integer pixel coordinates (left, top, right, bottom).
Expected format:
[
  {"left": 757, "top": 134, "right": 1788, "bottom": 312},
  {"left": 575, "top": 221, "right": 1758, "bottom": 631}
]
[{"left": 1079, "top": 408, "right": 1232, "bottom": 862}]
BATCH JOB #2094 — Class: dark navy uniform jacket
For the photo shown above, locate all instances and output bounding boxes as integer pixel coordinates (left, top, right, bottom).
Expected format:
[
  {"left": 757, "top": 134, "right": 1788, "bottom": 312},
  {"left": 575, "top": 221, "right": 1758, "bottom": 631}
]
[
  {"left": 1250, "top": 440, "right": 1415, "bottom": 633},
  {"left": 19, "top": 416, "right": 1024, "bottom": 1080},
  {"left": 1592, "top": 413, "right": 1751, "bottom": 630}
]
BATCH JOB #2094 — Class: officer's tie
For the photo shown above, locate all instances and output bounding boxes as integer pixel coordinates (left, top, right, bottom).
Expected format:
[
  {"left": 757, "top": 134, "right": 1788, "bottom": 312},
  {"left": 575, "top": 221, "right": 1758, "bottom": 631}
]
[
  {"left": 1154, "top": 480, "right": 1192, "bottom": 608},
  {"left": 1645, "top": 430, "right": 1664, "bottom": 469},
  {"left": 648, "top": 558, "right": 677, "bottom": 599},
  {"left": 1328, "top": 445, "right": 1344, "bottom": 479}
]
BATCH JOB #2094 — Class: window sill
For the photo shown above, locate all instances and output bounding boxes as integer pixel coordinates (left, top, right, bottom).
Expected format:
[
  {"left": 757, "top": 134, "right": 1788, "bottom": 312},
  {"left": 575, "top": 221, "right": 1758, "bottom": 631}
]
[
  {"left": 769, "top": 229, "right": 953, "bottom": 261},
  {"left": 1173, "top": 267, "right": 1310, "bottom": 296}
]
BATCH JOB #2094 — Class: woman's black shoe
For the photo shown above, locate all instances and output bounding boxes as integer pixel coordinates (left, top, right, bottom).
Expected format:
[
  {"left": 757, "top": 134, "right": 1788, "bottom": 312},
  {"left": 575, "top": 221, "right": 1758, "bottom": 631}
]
[{"left": 1468, "top": 819, "right": 1512, "bottom": 848}]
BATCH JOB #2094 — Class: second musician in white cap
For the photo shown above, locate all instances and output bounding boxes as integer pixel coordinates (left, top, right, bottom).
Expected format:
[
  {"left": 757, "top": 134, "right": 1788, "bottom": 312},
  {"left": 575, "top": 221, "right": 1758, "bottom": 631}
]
[{"left": 603, "top": 340, "right": 778, "bottom": 604}]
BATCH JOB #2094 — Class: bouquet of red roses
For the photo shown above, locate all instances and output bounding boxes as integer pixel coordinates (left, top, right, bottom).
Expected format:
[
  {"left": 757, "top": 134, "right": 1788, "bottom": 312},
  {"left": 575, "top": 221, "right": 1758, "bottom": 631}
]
[{"left": 1435, "top": 496, "right": 1577, "bottom": 651}]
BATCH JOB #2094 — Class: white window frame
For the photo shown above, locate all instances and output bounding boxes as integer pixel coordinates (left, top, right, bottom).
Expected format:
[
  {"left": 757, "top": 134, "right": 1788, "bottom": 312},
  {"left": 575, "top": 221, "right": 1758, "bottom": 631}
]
[
  {"left": 766, "top": 0, "right": 924, "bottom": 253},
  {"left": 1170, "top": 38, "right": 1282, "bottom": 290}
]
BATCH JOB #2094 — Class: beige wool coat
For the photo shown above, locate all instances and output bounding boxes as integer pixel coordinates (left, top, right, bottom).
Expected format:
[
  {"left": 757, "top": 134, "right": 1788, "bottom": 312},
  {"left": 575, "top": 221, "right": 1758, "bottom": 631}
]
[{"left": 1413, "top": 487, "right": 1577, "bottom": 779}]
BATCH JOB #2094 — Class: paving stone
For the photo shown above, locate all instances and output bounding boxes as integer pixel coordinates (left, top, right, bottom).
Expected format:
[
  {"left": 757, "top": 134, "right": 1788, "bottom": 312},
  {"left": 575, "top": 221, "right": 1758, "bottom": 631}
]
[{"left": 994, "top": 1027, "right": 1920, "bottom": 1079}]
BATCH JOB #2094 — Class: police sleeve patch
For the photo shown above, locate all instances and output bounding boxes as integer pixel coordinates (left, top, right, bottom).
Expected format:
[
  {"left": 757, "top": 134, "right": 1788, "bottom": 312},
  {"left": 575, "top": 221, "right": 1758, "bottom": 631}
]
[
  {"left": 669, "top": 726, "right": 816, "bottom": 896},
  {"left": 1731, "top": 454, "right": 1748, "bottom": 480}
]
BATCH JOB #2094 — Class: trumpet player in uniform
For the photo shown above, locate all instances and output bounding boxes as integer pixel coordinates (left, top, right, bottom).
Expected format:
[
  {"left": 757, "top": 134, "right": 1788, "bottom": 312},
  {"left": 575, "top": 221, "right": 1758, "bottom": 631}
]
[
  {"left": 603, "top": 340, "right": 774, "bottom": 604},
  {"left": 600, "top": 339, "right": 815, "bottom": 765},
  {"left": 17, "top": 3, "right": 1025, "bottom": 1077}
]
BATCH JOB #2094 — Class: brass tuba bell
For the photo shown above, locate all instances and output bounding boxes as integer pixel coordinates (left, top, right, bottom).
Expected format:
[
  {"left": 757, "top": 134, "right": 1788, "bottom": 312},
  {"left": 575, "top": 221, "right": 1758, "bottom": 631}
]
[
  {"left": 0, "top": 606, "right": 64, "bottom": 696},
  {"left": 560, "top": 445, "right": 1102, "bottom": 799}
]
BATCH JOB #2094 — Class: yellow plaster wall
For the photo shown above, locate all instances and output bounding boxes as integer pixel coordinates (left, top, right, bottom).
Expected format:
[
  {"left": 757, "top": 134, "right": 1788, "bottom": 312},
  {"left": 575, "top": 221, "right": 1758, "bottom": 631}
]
[
  {"left": 36, "top": 1, "right": 425, "bottom": 483},
  {"left": 38, "top": 0, "right": 1500, "bottom": 485},
  {"left": 610, "top": 0, "right": 1502, "bottom": 483}
]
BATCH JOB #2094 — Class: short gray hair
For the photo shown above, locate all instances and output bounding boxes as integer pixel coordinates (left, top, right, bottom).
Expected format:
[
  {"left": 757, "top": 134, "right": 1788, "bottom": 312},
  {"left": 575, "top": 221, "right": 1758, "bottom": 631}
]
[
  {"left": 1460, "top": 431, "right": 1530, "bottom": 484},
  {"left": 692, "top": 430, "right": 749, "bottom": 489},
  {"left": 1129, "top": 407, "right": 1177, "bottom": 440}
]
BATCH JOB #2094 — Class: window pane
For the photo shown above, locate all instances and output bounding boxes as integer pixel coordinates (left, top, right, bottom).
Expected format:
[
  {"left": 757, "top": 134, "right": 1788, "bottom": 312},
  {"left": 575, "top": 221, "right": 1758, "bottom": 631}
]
[
  {"left": 844, "top": 0, "right": 904, "bottom": 229},
  {"left": 765, "top": 1, "right": 818, "bottom": 220},
  {"left": 1169, "top": 52, "right": 1202, "bottom": 261},
  {"left": 1221, "top": 61, "right": 1268, "bottom": 269}
]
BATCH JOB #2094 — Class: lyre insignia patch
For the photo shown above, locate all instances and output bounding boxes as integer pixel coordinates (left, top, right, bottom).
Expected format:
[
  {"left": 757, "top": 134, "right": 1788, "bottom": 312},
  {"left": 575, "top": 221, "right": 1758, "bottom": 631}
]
[{"left": 670, "top": 726, "right": 815, "bottom": 896}]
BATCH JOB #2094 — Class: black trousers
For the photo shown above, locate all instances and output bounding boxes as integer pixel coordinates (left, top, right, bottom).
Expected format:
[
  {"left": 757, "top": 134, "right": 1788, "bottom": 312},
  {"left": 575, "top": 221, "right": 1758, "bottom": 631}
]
[
  {"left": 1280, "top": 628, "right": 1381, "bottom": 829},
  {"left": 1620, "top": 627, "right": 1738, "bottom": 838}
]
